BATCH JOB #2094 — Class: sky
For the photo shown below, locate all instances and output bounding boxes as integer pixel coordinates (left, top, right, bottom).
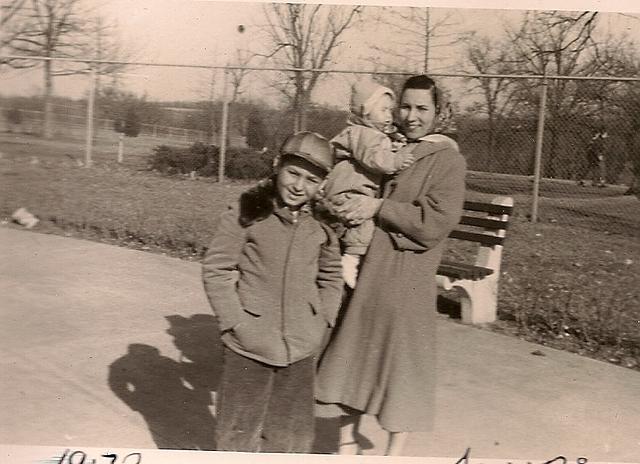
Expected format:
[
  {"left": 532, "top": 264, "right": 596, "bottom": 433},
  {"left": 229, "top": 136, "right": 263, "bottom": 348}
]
[{"left": 1, "top": 0, "right": 639, "bottom": 108}]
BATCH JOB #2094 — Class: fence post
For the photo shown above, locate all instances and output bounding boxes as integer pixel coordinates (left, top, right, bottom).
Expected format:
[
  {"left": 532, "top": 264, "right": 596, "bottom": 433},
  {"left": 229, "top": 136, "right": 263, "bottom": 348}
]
[
  {"left": 531, "top": 78, "right": 548, "bottom": 223},
  {"left": 85, "top": 66, "right": 97, "bottom": 167},
  {"left": 218, "top": 68, "right": 230, "bottom": 183},
  {"left": 117, "top": 133, "right": 124, "bottom": 163}
]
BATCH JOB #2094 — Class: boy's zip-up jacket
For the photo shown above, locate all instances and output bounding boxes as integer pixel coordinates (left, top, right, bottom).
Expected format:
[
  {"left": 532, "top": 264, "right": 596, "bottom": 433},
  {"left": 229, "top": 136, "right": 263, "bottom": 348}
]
[{"left": 202, "top": 185, "right": 343, "bottom": 367}]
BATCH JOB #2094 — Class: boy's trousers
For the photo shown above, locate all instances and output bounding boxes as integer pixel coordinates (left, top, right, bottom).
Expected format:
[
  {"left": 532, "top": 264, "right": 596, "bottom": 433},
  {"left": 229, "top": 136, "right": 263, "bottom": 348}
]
[{"left": 215, "top": 346, "right": 316, "bottom": 453}]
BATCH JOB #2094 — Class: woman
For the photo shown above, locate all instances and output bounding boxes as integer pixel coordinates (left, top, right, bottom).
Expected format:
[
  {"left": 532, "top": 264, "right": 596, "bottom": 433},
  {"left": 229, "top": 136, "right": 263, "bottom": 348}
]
[{"left": 316, "top": 75, "right": 467, "bottom": 456}]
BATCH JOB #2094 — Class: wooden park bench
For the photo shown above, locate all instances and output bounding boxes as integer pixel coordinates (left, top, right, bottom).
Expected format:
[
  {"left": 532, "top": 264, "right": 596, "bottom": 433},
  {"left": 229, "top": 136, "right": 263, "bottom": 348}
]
[{"left": 436, "top": 196, "right": 514, "bottom": 325}]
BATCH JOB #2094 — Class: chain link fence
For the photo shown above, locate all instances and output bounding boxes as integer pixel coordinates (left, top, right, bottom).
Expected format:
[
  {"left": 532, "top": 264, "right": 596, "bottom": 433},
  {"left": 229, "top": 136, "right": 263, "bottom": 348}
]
[
  {"left": 1, "top": 57, "right": 638, "bottom": 231},
  {"left": 0, "top": 106, "right": 207, "bottom": 142}
]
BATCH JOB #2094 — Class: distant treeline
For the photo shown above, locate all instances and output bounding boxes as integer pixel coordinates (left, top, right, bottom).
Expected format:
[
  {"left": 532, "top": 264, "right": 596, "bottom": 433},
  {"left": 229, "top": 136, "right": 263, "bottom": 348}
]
[{"left": 2, "top": 93, "right": 638, "bottom": 184}]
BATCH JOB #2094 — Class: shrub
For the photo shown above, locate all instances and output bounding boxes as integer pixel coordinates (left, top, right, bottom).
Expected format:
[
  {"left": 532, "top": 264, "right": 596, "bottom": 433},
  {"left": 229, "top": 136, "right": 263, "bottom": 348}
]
[
  {"left": 225, "top": 147, "right": 274, "bottom": 179},
  {"left": 246, "top": 112, "right": 268, "bottom": 149},
  {"left": 148, "top": 142, "right": 274, "bottom": 179},
  {"left": 114, "top": 106, "right": 142, "bottom": 137},
  {"left": 149, "top": 142, "right": 218, "bottom": 175},
  {"left": 123, "top": 107, "right": 142, "bottom": 137},
  {"left": 5, "top": 108, "right": 23, "bottom": 126}
]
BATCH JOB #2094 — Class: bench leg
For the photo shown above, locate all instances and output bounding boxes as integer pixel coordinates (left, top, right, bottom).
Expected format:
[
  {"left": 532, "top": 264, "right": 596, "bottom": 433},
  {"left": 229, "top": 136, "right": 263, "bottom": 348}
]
[{"left": 453, "top": 277, "right": 498, "bottom": 325}]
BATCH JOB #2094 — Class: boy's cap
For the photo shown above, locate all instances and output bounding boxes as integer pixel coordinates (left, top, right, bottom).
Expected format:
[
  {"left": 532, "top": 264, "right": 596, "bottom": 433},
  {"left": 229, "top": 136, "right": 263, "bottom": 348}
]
[
  {"left": 350, "top": 79, "right": 395, "bottom": 117},
  {"left": 280, "top": 131, "right": 334, "bottom": 173}
]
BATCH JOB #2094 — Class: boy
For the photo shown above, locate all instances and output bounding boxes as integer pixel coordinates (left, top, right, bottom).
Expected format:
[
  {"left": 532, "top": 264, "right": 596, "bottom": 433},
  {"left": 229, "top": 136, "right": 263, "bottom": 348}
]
[{"left": 202, "top": 132, "right": 343, "bottom": 453}]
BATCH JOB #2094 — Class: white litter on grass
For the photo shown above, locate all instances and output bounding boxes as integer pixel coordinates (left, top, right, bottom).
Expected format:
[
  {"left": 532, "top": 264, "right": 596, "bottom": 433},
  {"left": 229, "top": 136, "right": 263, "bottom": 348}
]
[
  {"left": 11, "top": 207, "right": 39, "bottom": 229},
  {"left": 624, "top": 259, "right": 633, "bottom": 265}
]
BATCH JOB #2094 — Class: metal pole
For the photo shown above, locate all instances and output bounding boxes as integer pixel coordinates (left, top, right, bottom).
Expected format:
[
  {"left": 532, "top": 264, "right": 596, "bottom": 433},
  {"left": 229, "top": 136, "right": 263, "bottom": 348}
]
[
  {"left": 85, "top": 67, "right": 96, "bottom": 167},
  {"left": 117, "top": 133, "right": 124, "bottom": 163},
  {"left": 218, "top": 68, "right": 229, "bottom": 183},
  {"left": 424, "top": 7, "right": 430, "bottom": 74},
  {"left": 208, "top": 44, "right": 220, "bottom": 145},
  {"left": 531, "top": 78, "right": 548, "bottom": 223}
]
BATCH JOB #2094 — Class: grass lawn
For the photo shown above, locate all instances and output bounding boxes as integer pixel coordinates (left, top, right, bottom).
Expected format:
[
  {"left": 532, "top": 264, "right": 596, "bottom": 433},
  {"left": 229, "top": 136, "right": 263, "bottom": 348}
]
[
  {"left": 0, "top": 129, "right": 191, "bottom": 169},
  {"left": 2, "top": 132, "right": 639, "bottom": 370}
]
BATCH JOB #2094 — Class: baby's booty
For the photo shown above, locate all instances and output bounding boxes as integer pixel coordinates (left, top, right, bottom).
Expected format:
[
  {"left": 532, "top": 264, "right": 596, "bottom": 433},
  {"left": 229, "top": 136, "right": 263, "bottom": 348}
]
[{"left": 341, "top": 254, "right": 361, "bottom": 289}]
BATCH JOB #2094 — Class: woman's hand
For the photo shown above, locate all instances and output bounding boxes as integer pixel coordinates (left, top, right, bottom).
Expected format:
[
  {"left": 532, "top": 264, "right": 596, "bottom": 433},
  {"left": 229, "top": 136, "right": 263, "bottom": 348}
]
[{"left": 331, "top": 194, "right": 383, "bottom": 226}]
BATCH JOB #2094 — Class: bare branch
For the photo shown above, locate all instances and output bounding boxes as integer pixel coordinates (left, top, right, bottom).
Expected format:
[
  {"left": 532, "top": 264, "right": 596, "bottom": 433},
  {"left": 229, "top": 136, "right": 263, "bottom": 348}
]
[
  {"left": 371, "top": 6, "right": 463, "bottom": 73},
  {"left": 1, "top": 0, "right": 131, "bottom": 138},
  {"left": 258, "top": 3, "right": 362, "bottom": 128}
]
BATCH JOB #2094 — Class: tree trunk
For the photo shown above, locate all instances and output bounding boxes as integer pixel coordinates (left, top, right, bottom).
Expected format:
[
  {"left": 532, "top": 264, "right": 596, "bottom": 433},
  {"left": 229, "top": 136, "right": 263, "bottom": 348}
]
[
  {"left": 293, "top": 71, "right": 306, "bottom": 132},
  {"left": 623, "top": 127, "right": 639, "bottom": 196},
  {"left": 545, "top": 125, "right": 558, "bottom": 179},
  {"left": 43, "top": 60, "right": 53, "bottom": 139},
  {"left": 487, "top": 111, "right": 496, "bottom": 171},
  {"left": 623, "top": 176, "right": 639, "bottom": 196},
  {"left": 298, "top": 105, "right": 307, "bottom": 132},
  {"left": 293, "top": 97, "right": 303, "bottom": 132}
]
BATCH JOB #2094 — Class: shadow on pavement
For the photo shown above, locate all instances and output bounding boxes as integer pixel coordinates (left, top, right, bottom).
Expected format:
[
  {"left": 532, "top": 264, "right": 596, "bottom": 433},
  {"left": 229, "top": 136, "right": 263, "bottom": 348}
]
[
  {"left": 108, "top": 313, "right": 223, "bottom": 450},
  {"left": 165, "top": 314, "right": 224, "bottom": 396},
  {"left": 313, "top": 417, "right": 375, "bottom": 454},
  {"left": 108, "top": 313, "right": 347, "bottom": 453},
  {"left": 437, "top": 294, "right": 461, "bottom": 319},
  {"left": 313, "top": 417, "right": 340, "bottom": 454}
]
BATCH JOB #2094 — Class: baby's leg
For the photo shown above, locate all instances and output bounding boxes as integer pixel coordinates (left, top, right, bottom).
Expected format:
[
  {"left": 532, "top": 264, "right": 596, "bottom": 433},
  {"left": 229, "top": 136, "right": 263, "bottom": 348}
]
[
  {"left": 341, "top": 254, "right": 361, "bottom": 289},
  {"left": 341, "top": 219, "right": 375, "bottom": 288}
]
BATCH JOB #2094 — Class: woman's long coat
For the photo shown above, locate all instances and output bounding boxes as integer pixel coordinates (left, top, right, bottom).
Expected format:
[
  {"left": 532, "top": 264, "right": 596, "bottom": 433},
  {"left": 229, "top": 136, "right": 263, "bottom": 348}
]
[{"left": 316, "top": 137, "right": 466, "bottom": 432}]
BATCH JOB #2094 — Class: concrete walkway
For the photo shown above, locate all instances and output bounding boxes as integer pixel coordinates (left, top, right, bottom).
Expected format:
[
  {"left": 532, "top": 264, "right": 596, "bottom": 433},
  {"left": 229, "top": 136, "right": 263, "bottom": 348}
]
[{"left": 1, "top": 227, "right": 639, "bottom": 462}]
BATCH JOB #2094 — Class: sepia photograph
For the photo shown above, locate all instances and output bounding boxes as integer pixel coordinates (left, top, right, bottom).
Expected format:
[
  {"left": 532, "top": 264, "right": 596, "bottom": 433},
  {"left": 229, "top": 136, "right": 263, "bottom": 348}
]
[{"left": 1, "top": 0, "right": 639, "bottom": 462}]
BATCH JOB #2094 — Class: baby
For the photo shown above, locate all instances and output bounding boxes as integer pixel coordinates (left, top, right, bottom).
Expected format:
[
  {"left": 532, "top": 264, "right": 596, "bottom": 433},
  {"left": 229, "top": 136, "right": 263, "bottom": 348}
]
[{"left": 322, "top": 79, "right": 415, "bottom": 288}]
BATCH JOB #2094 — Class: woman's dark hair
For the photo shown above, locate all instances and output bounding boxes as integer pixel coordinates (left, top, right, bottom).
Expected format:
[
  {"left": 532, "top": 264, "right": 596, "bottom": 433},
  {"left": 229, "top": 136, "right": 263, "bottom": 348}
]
[{"left": 400, "top": 75, "right": 441, "bottom": 113}]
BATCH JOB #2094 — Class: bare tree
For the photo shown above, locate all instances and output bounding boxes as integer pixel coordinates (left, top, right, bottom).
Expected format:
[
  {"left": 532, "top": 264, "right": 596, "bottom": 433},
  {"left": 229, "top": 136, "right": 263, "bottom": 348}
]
[
  {"left": 87, "top": 16, "right": 132, "bottom": 92},
  {"left": 259, "top": 3, "right": 362, "bottom": 131},
  {"left": 505, "top": 11, "right": 600, "bottom": 177},
  {"left": 86, "top": 16, "right": 134, "bottom": 139},
  {"left": 507, "top": 11, "right": 599, "bottom": 75},
  {"left": 591, "top": 41, "right": 640, "bottom": 195},
  {"left": 1, "top": 0, "right": 27, "bottom": 27},
  {"left": 369, "top": 6, "right": 462, "bottom": 74},
  {"left": 1, "top": 1, "right": 26, "bottom": 59},
  {"left": 462, "top": 33, "right": 518, "bottom": 159},
  {"left": 227, "top": 25, "right": 255, "bottom": 104},
  {"left": 3, "top": 0, "right": 128, "bottom": 138},
  {"left": 620, "top": 85, "right": 640, "bottom": 196},
  {"left": 191, "top": 40, "right": 253, "bottom": 145},
  {"left": 5, "top": 0, "right": 90, "bottom": 137}
]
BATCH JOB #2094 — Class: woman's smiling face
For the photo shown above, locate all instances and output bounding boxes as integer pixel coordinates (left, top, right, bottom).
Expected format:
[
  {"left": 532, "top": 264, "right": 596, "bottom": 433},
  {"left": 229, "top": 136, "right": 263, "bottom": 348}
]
[{"left": 397, "top": 88, "right": 437, "bottom": 140}]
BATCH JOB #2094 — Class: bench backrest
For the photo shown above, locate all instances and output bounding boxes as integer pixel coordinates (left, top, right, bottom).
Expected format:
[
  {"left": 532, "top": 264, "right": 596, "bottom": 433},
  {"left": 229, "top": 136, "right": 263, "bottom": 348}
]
[{"left": 449, "top": 196, "right": 514, "bottom": 248}]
